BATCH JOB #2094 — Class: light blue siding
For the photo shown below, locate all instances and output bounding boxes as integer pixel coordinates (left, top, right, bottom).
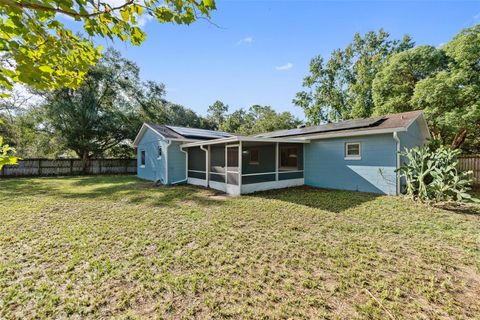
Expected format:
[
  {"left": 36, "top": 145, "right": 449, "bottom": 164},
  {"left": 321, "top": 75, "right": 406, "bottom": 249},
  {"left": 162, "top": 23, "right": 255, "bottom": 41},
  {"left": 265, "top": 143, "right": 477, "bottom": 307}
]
[
  {"left": 399, "top": 118, "right": 427, "bottom": 152},
  {"left": 136, "top": 128, "right": 187, "bottom": 184},
  {"left": 167, "top": 141, "right": 187, "bottom": 184},
  {"left": 304, "top": 134, "right": 397, "bottom": 195}
]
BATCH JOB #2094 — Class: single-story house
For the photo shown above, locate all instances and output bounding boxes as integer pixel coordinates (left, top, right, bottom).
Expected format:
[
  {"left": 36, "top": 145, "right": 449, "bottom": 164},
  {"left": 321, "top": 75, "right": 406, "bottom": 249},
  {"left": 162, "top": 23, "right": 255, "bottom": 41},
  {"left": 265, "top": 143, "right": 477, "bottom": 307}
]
[{"left": 133, "top": 110, "right": 430, "bottom": 196}]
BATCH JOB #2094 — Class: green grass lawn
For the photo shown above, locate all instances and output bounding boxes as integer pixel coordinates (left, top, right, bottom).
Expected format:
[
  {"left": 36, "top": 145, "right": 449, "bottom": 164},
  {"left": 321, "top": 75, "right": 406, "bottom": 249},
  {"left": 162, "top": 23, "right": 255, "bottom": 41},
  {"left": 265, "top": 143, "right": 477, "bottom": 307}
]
[{"left": 1, "top": 176, "right": 479, "bottom": 319}]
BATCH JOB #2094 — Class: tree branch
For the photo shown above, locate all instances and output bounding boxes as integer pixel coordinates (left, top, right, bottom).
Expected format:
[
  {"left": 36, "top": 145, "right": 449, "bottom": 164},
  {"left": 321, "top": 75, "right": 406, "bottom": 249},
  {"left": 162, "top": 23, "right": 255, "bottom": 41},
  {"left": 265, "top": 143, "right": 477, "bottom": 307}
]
[{"left": 0, "top": 0, "right": 135, "bottom": 19}]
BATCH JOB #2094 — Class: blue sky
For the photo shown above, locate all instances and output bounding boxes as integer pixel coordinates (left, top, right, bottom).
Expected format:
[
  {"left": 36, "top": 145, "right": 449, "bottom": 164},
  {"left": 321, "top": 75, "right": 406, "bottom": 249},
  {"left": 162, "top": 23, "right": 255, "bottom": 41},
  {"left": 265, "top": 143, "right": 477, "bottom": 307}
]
[{"left": 94, "top": 1, "right": 480, "bottom": 119}]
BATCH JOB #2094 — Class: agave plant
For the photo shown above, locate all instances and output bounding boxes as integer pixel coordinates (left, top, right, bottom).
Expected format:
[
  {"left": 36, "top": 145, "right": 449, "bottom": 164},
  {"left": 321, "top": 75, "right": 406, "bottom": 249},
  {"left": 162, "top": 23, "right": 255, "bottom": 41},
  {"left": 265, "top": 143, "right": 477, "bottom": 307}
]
[{"left": 398, "top": 145, "right": 477, "bottom": 203}]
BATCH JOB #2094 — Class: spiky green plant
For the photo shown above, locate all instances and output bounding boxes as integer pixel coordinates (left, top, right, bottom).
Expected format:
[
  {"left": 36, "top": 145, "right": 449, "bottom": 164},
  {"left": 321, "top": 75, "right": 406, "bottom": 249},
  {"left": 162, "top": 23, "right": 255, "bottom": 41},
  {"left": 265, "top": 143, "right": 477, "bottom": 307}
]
[{"left": 398, "top": 146, "right": 477, "bottom": 203}]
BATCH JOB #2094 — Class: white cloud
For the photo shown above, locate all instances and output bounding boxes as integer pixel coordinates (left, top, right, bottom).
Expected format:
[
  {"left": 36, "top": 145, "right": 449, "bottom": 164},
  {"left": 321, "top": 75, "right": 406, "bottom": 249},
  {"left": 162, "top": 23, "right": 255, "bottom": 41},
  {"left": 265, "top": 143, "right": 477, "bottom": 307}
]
[
  {"left": 137, "top": 14, "right": 153, "bottom": 27},
  {"left": 237, "top": 37, "right": 253, "bottom": 46},
  {"left": 474, "top": 12, "right": 480, "bottom": 20},
  {"left": 275, "top": 62, "right": 293, "bottom": 71}
]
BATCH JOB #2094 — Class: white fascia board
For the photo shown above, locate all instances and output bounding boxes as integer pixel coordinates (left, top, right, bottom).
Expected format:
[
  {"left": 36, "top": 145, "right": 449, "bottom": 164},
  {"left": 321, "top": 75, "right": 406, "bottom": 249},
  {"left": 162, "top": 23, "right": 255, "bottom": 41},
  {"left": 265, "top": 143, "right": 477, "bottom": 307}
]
[
  {"left": 181, "top": 136, "right": 309, "bottom": 148},
  {"left": 133, "top": 123, "right": 199, "bottom": 146},
  {"left": 297, "top": 127, "right": 406, "bottom": 141}
]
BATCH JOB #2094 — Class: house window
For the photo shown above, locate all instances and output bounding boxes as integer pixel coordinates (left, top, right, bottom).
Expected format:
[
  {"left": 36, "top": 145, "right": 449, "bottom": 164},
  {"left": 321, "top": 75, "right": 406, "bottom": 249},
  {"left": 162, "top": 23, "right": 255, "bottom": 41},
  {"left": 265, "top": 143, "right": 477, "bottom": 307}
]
[
  {"left": 249, "top": 149, "right": 259, "bottom": 165},
  {"left": 280, "top": 146, "right": 298, "bottom": 169},
  {"left": 140, "top": 150, "right": 146, "bottom": 167},
  {"left": 345, "top": 142, "right": 361, "bottom": 160},
  {"left": 157, "top": 146, "right": 162, "bottom": 159}
]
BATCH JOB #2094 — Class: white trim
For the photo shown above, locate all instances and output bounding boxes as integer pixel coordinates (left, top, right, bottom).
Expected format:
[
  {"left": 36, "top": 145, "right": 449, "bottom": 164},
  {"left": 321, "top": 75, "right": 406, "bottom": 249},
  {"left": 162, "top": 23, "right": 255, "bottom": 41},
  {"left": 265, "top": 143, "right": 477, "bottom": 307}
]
[
  {"left": 179, "top": 145, "right": 188, "bottom": 183},
  {"left": 393, "top": 132, "right": 401, "bottom": 196},
  {"left": 298, "top": 127, "right": 406, "bottom": 141},
  {"left": 210, "top": 172, "right": 226, "bottom": 176},
  {"left": 238, "top": 141, "right": 242, "bottom": 187},
  {"left": 181, "top": 136, "right": 309, "bottom": 148},
  {"left": 345, "top": 142, "right": 361, "bottom": 160},
  {"left": 242, "top": 171, "right": 276, "bottom": 177},
  {"left": 200, "top": 145, "right": 209, "bottom": 186},
  {"left": 241, "top": 178, "right": 304, "bottom": 194},
  {"left": 133, "top": 123, "right": 199, "bottom": 146},
  {"left": 275, "top": 142, "right": 279, "bottom": 181},
  {"left": 164, "top": 140, "right": 172, "bottom": 184},
  {"left": 209, "top": 180, "right": 226, "bottom": 193},
  {"left": 279, "top": 170, "right": 304, "bottom": 174},
  {"left": 187, "top": 177, "right": 207, "bottom": 187},
  {"left": 139, "top": 165, "right": 145, "bottom": 168},
  {"left": 226, "top": 184, "right": 240, "bottom": 196},
  {"left": 188, "top": 169, "right": 206, "bottom": 173}
]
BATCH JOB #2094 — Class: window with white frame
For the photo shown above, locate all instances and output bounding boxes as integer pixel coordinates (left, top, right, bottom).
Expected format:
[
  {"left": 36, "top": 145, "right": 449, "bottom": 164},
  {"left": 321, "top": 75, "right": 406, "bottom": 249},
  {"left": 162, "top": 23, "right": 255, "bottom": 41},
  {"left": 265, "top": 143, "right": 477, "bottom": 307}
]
[
  {"left": 140, "top": 150, "right": 146, "bottom": 167},
  {"left": 345, "top": 142, "right": 361, "bottom": 160}
]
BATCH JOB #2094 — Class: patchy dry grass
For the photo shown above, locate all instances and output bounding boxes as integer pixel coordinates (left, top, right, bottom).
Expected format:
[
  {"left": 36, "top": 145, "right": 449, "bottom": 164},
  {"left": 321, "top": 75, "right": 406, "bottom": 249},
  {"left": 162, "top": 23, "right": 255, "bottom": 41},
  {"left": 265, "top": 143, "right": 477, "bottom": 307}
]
[{"left": 1, "top": 176, "right": 479, "bottom": 319}]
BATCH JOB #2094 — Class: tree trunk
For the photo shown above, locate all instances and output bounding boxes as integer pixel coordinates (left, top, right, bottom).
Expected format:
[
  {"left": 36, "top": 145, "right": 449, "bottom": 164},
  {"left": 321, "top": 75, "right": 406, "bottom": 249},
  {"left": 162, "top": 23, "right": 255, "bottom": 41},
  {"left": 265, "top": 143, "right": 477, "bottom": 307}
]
[
  {"left": 451, "top": 129, "right": 468, "bottom": 149},
  {"left": 81, "top": 151, "right": 90, "bottom": 174}
]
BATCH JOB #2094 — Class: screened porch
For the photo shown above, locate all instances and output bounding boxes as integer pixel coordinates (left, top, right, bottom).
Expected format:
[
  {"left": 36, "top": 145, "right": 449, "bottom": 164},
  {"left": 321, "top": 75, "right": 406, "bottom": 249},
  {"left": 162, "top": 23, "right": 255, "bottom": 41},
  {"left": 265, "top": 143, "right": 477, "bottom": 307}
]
[{"left": 182, "top": 137, "right": 308, "bottom": 195}]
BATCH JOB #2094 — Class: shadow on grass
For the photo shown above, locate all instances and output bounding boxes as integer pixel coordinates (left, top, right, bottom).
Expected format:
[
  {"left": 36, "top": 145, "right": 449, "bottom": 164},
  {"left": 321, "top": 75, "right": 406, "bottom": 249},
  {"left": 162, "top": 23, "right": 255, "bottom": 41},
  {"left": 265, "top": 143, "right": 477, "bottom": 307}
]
[
  {"left": 251, "top": 185, "right": 381, "bottom": 213},
  {"left": 434, "top": 202, "right": 480, "bottom": 216},
  {"left": 0, "top": 175, "right": 225, "bottom": 208}
]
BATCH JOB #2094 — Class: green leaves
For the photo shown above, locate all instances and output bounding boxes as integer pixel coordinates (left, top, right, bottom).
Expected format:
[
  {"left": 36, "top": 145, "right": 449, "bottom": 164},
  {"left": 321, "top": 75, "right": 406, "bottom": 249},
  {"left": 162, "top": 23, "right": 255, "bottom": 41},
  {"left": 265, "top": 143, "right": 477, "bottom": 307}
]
[
  {"left": 0, "top": 136, "right": 18, "bottom": 169},
  {"left": 294, "top": 29, "right": 414, "bottom": 124},
  {"left": 1, "top": 0, "right": 216, "bottom": 94},
  {"left": 398, "top": 145, "right": 477, "bottom": 203}
]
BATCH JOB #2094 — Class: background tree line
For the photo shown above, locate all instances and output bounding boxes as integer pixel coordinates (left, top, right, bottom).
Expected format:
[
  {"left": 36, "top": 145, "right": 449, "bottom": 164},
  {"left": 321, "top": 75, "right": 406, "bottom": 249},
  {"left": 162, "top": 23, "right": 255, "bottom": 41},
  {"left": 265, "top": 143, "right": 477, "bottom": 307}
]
[
  {"left": 0, "top": 49, "right": 300, "bottom": 163},
  {"left": 294, "top": 24, "right": 479, "bottom": 152},
  {"left": 1, "top": 24, "right": 478, "bottom": 163}
]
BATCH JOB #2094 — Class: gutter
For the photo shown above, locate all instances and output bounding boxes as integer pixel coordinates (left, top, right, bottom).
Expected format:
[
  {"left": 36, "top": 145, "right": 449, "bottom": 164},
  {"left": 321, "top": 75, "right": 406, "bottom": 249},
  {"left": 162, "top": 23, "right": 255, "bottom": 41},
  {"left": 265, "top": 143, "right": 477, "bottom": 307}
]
[
  {"left": 164, "top": 139, "right": 172, "bottom": 184},
  {"left": 393, "top": 132, "right": 401, "bottom": 196},
  {"left": 171, "top": 145, "right": 188, "bottom": 185}
]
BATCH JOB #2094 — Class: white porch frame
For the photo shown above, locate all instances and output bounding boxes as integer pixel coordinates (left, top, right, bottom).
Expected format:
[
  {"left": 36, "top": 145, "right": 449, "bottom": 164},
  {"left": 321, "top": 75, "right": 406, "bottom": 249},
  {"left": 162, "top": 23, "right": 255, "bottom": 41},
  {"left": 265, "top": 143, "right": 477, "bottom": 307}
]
[{"left": 183, "top": 137, "right": 308, "bottom": 196}]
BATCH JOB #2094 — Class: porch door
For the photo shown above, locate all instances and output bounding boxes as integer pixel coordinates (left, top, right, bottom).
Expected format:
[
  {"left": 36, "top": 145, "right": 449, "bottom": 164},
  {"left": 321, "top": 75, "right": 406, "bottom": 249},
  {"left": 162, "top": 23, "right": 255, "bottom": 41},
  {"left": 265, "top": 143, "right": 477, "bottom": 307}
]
[{"left": 225, "top": 145, "right": 239, "bottom": 186}]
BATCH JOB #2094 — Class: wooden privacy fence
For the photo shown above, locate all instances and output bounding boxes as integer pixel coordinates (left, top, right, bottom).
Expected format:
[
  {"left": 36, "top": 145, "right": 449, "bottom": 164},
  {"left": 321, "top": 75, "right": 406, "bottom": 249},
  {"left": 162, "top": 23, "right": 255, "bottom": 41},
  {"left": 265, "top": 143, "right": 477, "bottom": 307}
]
[
  {"left": 458, "top": 155, "right": 480, "bottom": 188},
  {"left": 0, "top": 158, "right": 137, "bottom": 178}
]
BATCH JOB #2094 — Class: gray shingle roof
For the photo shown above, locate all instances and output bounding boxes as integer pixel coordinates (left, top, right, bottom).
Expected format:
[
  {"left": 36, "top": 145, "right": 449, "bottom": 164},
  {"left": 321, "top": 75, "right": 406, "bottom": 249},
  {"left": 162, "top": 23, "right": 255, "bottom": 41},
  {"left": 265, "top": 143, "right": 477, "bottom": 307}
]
[
  {"left": 255, "top": 110, "right": 423, "bottom": 138},
  {"left": 148, "top": 124, "right": 233, "bottom": 140}
]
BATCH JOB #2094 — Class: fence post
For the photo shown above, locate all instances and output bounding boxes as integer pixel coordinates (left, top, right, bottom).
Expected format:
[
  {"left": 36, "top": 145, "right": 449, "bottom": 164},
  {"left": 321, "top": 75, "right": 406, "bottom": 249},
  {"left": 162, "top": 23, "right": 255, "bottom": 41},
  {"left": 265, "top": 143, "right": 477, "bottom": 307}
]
[{"left": 38, "top": 159, "right": 42, "bottom": 176}]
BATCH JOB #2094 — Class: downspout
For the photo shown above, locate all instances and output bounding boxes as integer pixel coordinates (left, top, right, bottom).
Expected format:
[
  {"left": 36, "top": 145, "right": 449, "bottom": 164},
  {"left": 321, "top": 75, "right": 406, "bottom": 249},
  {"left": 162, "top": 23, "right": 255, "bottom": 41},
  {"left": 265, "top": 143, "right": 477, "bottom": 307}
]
[
  {"left": 393, "top": 132, "right": 401, "bottom": 196},
  {"left": 164, "top": 139, "right": 172, "bottom": 184},
  {"left": 200, "top": 145, "right": 209, "bottom": 186},
  {"left": 171, "top": 145, "right": 188, "bottom": 185}
]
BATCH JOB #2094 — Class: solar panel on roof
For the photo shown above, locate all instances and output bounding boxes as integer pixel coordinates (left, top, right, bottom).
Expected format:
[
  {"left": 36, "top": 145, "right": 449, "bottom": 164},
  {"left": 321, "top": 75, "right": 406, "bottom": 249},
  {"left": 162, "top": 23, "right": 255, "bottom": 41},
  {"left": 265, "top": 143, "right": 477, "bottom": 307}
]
[
  {"left": 258, "top": 116, "right": 385, "bottom": 138},
  {"left": 167, "top": 126, "right": 232, "bottom": 139}
]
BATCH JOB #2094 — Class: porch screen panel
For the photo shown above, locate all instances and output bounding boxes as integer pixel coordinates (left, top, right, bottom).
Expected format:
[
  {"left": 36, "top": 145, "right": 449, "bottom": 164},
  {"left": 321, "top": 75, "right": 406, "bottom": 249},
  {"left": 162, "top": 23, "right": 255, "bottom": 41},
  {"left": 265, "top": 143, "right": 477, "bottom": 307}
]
[
  {"left": 226, "top": 147, "right": 239, "bottom": 172},
  {"left": 210, "top": 173, "right": 225, "bottom": 183},
  {"left": 242, "top": 174, "right": 275, "bottom": 184},
  {"left": 278, "top": 143, "right": 304, "bottom": 171},
  {"left": 188, "top": 147, "right": 206, "bottom": 171},
  {"left": 210, "top": 145, "right": 225, "bottom": 174},
  {"left": 188, "top": 171, "right": 206, "bottom": 179},
  {"left": 279, "top": 171, "right": 303, "bottom": 180},
  {"left": 241, "top": 144, "right": 275, "bottom": 174}
]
